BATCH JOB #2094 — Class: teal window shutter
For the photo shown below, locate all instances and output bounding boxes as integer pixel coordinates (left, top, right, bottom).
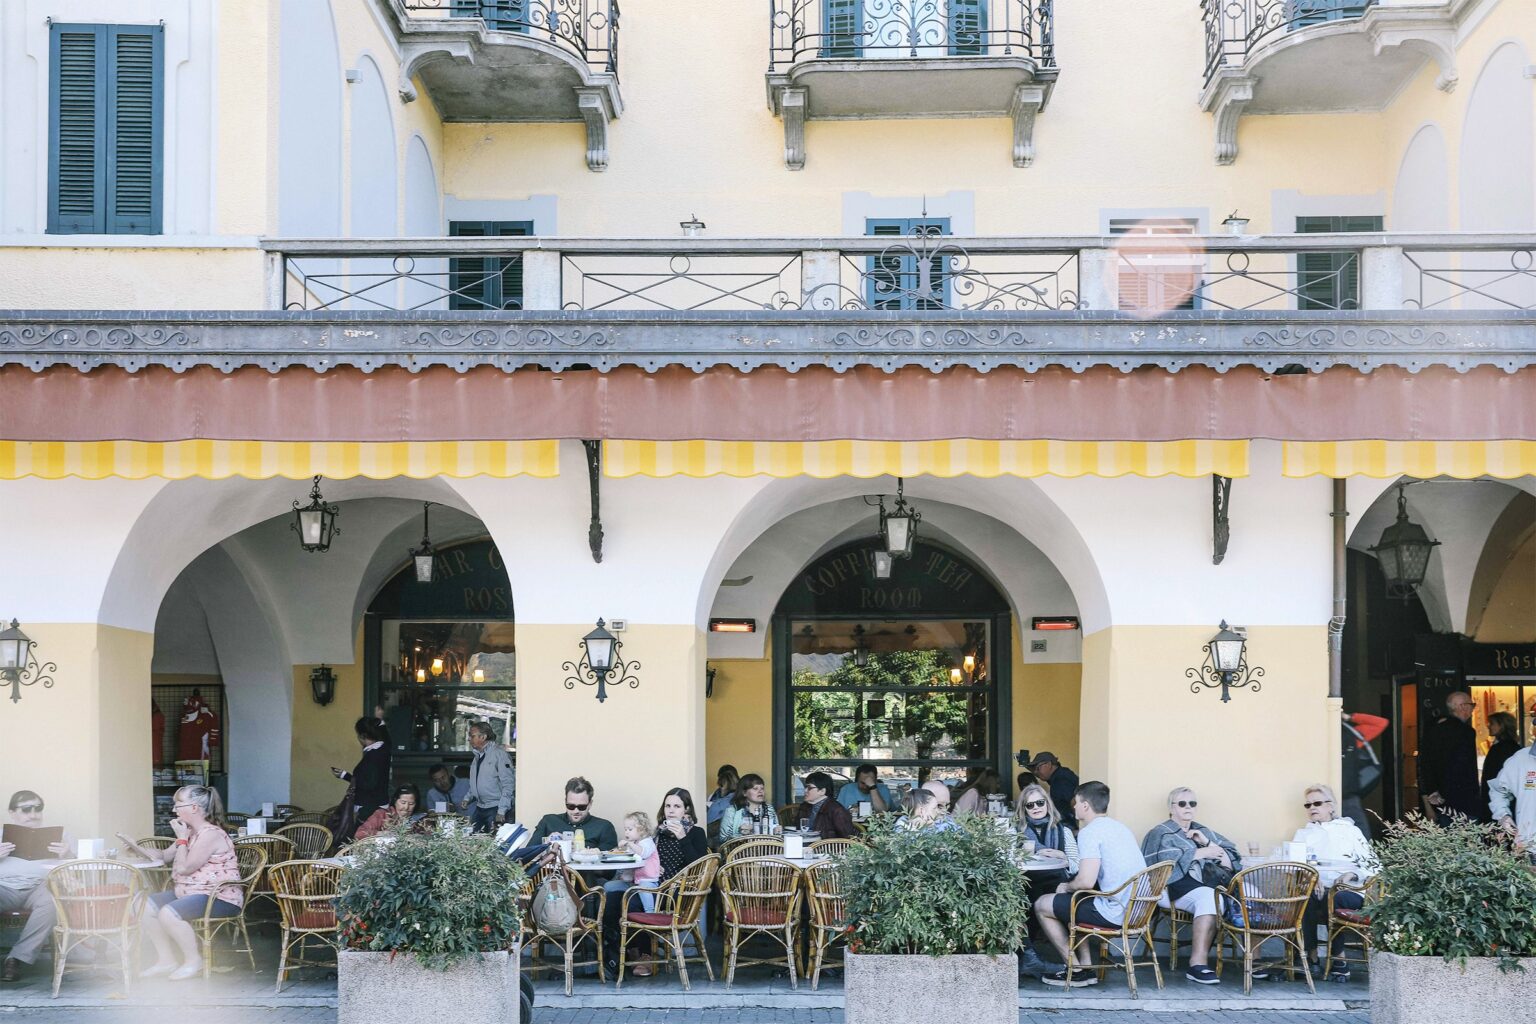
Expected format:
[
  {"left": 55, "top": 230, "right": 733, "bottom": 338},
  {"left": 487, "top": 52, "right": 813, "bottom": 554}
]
[
  {"left": 48, "top": 23, "right": 162, "bottom": 235},
  {"left": 451, "top": 1, "right": 530, "bottom": 33},
  {"left": 865, "top": 218, "right": 952, "bottom": 310},
  {"left": 822, "top": 0, "right": 864, "bottom": 58},
  {"left": 49, "top": 25, "right": 107, "bottom": 233},
  {"left": 449, "top": 221, "right": 533, "bottom": 310},
  {"left": 948, "top": 0, "right": 988, "bottom": 55},
  {"left": 1297, "top": 215, "right": 1381, "bottom": 310}
]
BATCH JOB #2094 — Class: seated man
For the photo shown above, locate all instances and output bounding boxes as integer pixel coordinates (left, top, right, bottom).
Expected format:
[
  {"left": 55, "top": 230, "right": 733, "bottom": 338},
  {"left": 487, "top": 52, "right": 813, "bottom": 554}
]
[
  {"left": 425, "top": 763, "right": 472, "bottom": 815},
  {"left": 530, "top": 777, "right": 618, "bottom": 850},
  {"left": 1032, "top": 781, "right": 1147, "bottom": 988},
  {"left": 794, "top": 772, "right": 855, "bottom": 840},
  {"left": 1, "top": 790, "right": 71, "bottom": 983},
  {"left": 836, "top": 763, "right": 895, "bottom": 815}
]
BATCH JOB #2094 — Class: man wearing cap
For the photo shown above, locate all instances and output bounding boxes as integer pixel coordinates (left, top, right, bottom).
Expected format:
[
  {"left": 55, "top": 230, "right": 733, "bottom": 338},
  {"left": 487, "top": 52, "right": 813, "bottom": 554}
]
[{"left": 1027, "top": 753, "right": 1080, "bottom": 828}]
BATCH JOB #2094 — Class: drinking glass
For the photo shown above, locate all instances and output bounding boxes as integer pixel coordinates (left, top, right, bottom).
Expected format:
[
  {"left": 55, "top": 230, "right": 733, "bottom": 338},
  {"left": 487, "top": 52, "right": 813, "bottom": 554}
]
[
  {"left": 1246, "top": 841, "right": 1261, "bottom": 857},
  {"left": 798, "top": 818, "right": 810, "bottom": 833}
]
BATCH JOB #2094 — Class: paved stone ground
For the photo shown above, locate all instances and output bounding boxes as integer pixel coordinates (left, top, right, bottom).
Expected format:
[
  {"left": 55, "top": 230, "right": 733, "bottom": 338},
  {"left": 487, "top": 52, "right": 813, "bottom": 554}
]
[{"left": 0, "top": 1009, "right": 1373, "bottom": 1023}]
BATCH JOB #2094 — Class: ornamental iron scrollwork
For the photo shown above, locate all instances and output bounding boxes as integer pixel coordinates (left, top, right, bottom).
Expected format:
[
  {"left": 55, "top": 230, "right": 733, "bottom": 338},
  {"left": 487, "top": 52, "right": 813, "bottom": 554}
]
[
  {"left": 1, "top": 622, "right": 56, "bottom": 705},
  {"left": 562, "top": 622, "right": 640, "bottom": 703},
  {"left": 1186, "top": 631, "right": 1264, "bottom": 704},
  {"left": 401, "top": 0, "right": 619, "bottom": 76},
  {"left": 1212, "top": 474, "right": 1232, "bottom": 565},
  {"left": 769, "top": 0, "right": 1055, "bottom": 69},
  {"left": 1202, "top": 0, "right": 1377, "bottom": 84}
]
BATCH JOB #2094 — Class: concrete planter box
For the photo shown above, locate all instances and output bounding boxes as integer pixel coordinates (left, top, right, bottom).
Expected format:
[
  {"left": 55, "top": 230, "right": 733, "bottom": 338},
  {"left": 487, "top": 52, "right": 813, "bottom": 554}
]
[
  {"left": 845, "top": 951, "right": 1016, "bottom": 1024},
  {"left": 338, "top": 949, "right": 519, "bottom": 1024},
  {"left": 1370, "top": 950, "right": 1536, "bottom": 1024}
]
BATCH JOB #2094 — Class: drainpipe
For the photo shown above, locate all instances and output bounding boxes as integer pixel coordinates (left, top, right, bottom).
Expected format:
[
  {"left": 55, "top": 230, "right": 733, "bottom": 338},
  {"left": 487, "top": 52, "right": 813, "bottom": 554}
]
[{"left": 1328, "top": 479, "right": 1348, "bottom": 700}]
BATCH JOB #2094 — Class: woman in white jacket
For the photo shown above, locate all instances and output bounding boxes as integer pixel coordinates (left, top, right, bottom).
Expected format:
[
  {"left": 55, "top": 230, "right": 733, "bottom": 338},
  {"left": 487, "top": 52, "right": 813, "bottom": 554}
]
[{"left": 1292, "top": 783, "right": 1375, "bottom": 981}]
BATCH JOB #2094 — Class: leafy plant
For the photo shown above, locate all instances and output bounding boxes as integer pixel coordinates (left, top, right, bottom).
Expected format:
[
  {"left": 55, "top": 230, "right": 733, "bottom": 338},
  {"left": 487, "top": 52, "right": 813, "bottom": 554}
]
[
  {"left": 337, "top": 825, "right": 525, "bottom": 969},
  {"left": 1370, "top": 814, "right": 1536, "bottom": 969},
  {"left": 840, "top": 815, "right": 1031, "bottom": 956}
]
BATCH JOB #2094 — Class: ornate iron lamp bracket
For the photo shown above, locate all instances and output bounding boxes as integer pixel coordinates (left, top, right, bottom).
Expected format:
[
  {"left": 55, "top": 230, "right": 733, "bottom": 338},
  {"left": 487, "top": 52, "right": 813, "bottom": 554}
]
[
  {"left": 1186, "top": 642, "right": 1264, "bottom": 704},
  {"left": 2, "top": 630, "right": 56, "bottom": 705},
  {"left": 1213, "top": 474, "right": 1233, "bottom": 565},
  {"left": 562, "top": 634, "right": 640, "bottom": 704},
  {"left": 583, "top": 439, "right": 604, "bottom": 563}
]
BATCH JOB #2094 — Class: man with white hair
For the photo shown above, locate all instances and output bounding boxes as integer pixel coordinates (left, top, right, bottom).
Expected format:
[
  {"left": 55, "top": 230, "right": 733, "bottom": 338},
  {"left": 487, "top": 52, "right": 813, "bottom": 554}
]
[
  {"left": 1489, "top": 725, "right": 1536, "bottom": 860},
  {"left": 1419, "top": 691, "right": 1481, "bottom": 823}
]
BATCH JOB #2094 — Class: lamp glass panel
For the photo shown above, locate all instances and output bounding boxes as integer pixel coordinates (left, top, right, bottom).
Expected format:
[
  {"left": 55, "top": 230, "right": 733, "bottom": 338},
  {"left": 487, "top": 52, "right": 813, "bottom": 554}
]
[
  {"left": 299, "top": 508, "right": 324, "bottom": 546},
  {"left": 1212, "top": 636, "right": 1244, "bottom": 673},
  {"left": 884, "top": 515, "right": 913, "bottom": 556},
  {"left": 586, "top": 636, "right": 615, "bottom": 672},
  {"left": 873, "top": 552, "right": 893, "bottom": 579},
  {"left": 0, "top": 637, "right": 21, "bottom": 669},
  {"left": 414, "top": 554, "right": 435, "bottom": 583}
]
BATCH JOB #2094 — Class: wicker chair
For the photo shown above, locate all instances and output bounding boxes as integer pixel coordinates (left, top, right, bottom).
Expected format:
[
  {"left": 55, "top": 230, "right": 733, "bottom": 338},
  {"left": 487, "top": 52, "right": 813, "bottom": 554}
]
[
  {"left": 188, "top": 844, "right": 267, "bottom": 979},
  {"left": 719, "top": 857, "right": 802, "bottom": 988},
  {"left": 1060, "top": 861, "right": 1173, "bottom": 996},
  {"left": 1325, "top": 874, "right": 1382, "bottom": 978},
  {"left": 1156, "top": 904, "right": 1196, "bottom": 970},
  {"left": 776, "top": 804, "right": 802, "bottom": 825},
  {"left": 281, "top": 812, "right": 329, "bottom": 827},
  {"left": 274, "top": 804, "right": 304, "bottom": 819},
  {"left": 45, "top": 860, "right": 144, "bottom": 997},
  {"left": 523, "top": 857, "right": 605, "bottom": 995},
  {"left": 804, "top": 860, "right": 848, "bottom": 990},
  {"left": 270, "top": 859, "right": 344, "bottom": 993},
  {"left": 131, "top": 837, "right": 175, "bottom": 893},
  {"left": 616, "top": 854, "right": 719, "bottom": 991},
  {"left": 273, "top": 823, "right": 333, "bottom": 859},
  {"left": 223, "top": 812, "right": 250, "bottom": 832},
  {"left": 234, "top": 834, "right": 295, "bottom": 919},
  {"left": 808, "top": 837, "right": 856, "bottom": 858},
  {"left": 723, "top": 837, "right": 784, "bottom": 862},
  {"left": 1215, "top": 862, "right": 1319, "bottom": 995}
]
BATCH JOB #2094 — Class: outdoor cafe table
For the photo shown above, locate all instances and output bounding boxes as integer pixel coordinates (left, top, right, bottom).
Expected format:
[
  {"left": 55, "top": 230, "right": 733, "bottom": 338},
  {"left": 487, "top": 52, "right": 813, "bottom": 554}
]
[{"left": 568, "top": 856, "right": 641, "bottom": 873}]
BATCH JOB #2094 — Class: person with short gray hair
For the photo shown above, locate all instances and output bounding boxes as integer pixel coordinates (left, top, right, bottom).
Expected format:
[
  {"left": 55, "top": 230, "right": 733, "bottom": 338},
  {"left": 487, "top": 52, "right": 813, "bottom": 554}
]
[
  {"left": 1418, "top": 690, "right": 1480, "bottom": 823},
  {"left": 466, "top": 721, "right": 514, "bottom": 833},
  {"left": 1141, "top": 787, "right": 1240, "bottom": 985}
]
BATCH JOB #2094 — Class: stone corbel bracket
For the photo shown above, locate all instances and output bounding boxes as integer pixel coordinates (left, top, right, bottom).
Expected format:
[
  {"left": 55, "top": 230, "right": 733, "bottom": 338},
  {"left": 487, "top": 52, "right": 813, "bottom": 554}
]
[
  {"left": 1202, "top": 72, "right": 1255, "bottom": 166},
  {"left": 576, "top": 88, "right": 616, "bottom": 173},
  {"left": 399, "top": 41, "right": 474, "bottom": 106},
  {"left": 1009, "top": 83, "right": 1049, "bottom": 168},
  {"left": 774, "top": 86, "right": 808, "bottom": 171},
  {"left": 1369, "top": 20, "right": 1459, "bottom": 93}
]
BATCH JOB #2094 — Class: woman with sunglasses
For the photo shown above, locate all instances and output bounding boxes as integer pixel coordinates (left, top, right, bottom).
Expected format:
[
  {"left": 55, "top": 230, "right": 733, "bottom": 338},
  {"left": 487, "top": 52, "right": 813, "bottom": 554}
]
[
  {"left": 1141, "top": 787, "right": 1240, "bottom": 985},
  {"left": 1016, "top": 783, "right": 1079, "bottom": 908},
  {"left": 1294, "top": 782, "right": 1375, "bottom": 981}
]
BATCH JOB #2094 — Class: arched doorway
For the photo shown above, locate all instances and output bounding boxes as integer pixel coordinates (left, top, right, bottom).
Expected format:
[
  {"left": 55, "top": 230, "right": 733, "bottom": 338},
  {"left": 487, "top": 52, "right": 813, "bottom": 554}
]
[
  {"left": 772, "top": 538, "right": 1011, "bottom": 802},
  {"left": 363, "top": 537, "right": 516, "bottom": 790}
]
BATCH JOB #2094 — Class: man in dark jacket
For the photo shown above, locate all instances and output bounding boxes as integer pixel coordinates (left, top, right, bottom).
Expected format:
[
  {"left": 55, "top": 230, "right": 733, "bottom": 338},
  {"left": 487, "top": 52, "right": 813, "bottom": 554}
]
[
  {"left": 1419, "top": 690, "right": 1482, "bottom": 823},
  {"left": 796, "top": 772, "right": 856, "bottom": 839},
  {"left": 1026, "top": 752, "right": 1080, "bottom": 828}
]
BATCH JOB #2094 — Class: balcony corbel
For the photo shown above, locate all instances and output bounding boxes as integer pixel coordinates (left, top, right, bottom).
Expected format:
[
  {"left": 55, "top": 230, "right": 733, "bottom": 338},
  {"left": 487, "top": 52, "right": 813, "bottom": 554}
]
[
  {"left": 1009, "top": 83, "right": 1048, "bottom": 168},
  {"left": 1369, "top": 18, "right": 1458, "bottom": 92},
  {"left": 1206, "top": 74, "right": 1255, "bottom": 166}
]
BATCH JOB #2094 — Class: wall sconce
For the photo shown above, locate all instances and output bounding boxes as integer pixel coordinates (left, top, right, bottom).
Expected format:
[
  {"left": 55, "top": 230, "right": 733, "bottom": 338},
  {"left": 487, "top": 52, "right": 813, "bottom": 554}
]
[
  {"left": 564, "top": 618, "right": 641, "bottom": 703},
  {"left": 309, "top": 664, "right": 337, "bottom": 706},
  {"left": 410, "top": 502, "right": 436, "bottom": 583},
  {"left": 0, "top": 620, "right": 55, "bottom": 704},
  {"left": 291, "top": 475, "right": 340, "bottom": 553},
  {"left": 472, "top": 668, "right": 485, "bottom": 684},
  {"left": 430, "top": 657, "right": 445, "bottom": 677},
  {"left": 963, "top": 654, "right": 976, "bottom": 674},
  {"left": 949, "top": 667, "right": 963, "bottom": 684},
  {"left": 1186, "top": 620, "right": 1264, "bottom": 703},
  {"left": 1222, "top": 210, "right": 1250, "bottom": 236},
  {"left": 415, "top": 668, "right": 427, "bottom": 683},
  {"left": 680, "top": 214, "right": 706, "bottom": 237},
  {"left": 706, "top": 663, "right": 717, "bottom": 698}
]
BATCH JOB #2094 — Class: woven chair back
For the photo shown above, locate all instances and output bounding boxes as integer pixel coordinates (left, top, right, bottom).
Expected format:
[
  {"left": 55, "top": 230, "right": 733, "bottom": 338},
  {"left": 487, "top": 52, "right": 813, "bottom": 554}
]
[
  {"left": 1229, "top": 862, "right": 1319, "bottom": 931},
  {"left": 274, "top": 823, "right": 333, "bottom": 859},
  {"left": 662, "top": 855, "right": 719, "bottom": 926},
  {"left": 724, "top": 837, "right": 784, "bottom": 862},
  {"left": 720, "top": 857, "right": 801, "bottom": 926},
  {"left": 805, "top": 861, "right": 847, "bottom": 930},
  {"left": 1119, "top": 860, "right": 1174, "bottom": 931},
  {"left": 46, "top": 860, "right": 142, "bottom": 932},
  {"left": 808, "top": 837, "right": 857, "bottom": 858},
  {"left": 269, "top": 860, "right": 343, "bottom": 933}
]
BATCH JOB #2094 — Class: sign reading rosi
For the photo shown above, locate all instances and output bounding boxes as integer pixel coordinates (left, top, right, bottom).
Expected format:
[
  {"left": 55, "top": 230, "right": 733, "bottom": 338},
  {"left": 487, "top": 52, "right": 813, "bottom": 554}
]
[
  {"left": 778, "top": 540, "right": 1006, "bottom": 618},
  {"left": 1464, "top": 643, "right": 1536, "bottom": 676},
  {"left": 370, "top": 539, "right": 513, "bottom": 619}
]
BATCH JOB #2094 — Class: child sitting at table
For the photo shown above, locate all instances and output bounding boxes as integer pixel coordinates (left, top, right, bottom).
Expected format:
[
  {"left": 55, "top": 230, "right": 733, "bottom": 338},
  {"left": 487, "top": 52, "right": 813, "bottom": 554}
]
[{"left": 603, "top": 812, "right": 661, "bottom": 912}]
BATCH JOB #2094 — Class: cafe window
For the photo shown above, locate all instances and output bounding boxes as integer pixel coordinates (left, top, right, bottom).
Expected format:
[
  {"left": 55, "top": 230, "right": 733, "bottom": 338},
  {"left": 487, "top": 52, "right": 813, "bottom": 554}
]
[{"left": 365, "top": 538, "right": 515, "bottom": 762}]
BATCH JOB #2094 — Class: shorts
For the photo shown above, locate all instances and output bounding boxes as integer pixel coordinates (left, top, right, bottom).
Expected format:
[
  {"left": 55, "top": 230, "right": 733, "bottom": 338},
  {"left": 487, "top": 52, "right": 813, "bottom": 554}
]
[
  {"left": 1050, "top": 892, "right": 1120, "bottom": 929},
  {"left": 148, "top": 891, "right": 241, "bottom": 921},
  {"left": 1158, "top": 885, "right": 1218, "bottom": 919}
]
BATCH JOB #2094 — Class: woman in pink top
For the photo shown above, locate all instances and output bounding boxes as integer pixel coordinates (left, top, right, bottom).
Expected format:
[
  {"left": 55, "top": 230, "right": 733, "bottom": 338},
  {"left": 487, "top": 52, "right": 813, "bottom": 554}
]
[{"left": 121, "top": 785, "right": 243, "bottom": 981}]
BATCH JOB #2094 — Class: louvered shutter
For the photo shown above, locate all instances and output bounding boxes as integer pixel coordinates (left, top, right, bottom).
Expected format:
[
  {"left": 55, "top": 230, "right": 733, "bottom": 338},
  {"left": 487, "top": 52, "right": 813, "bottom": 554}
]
[
  {"left": 1297, "top": 215, "right": 1381, "bottom": 310},
  {"left": 49, "top": 26, "right": 107, "bottom": 233},
  {"left": 822, "top": 0, "right": 864, "bottom": 58},
  {"left": 866, "top": 219, "right": 951, "bottom": 310},
  {"left": 867, "top": 221, "right": 906, "bottom": 310},
  {"left": 106, "top": 26, "right": 163, "bottom": 234},
  {"left": 493, "top": 221, "right": 531, "bottom": 309},
  {"left": 452, "top": 2, "right": 529, "bottom": 33},
  {"left": 450, "top": 221, "right": 533, "bottom": 310},
  {"left": 948, "top": 0, "right": 988, "bottom": 55}
]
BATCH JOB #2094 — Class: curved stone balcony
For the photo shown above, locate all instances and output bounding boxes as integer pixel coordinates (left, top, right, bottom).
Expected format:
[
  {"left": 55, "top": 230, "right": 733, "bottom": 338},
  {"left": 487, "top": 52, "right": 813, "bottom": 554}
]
[{"left": 378, "top": 0, "right": 623, "bottom": 171}]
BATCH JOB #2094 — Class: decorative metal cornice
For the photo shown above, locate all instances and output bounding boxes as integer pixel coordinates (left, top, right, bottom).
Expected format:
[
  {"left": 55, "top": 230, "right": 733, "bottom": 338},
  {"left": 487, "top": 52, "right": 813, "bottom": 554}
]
[{"left": 2, "top": 310, "right": 1535, "bottom": 376}]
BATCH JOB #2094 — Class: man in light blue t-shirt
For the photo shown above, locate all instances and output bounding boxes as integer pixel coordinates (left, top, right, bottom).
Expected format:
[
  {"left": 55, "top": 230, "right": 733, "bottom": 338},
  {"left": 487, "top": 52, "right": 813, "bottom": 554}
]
[
  {"left": 1033, "top": 780, "right": 1146, "bottom": 988},
  {"left": 836, "top": 763, "right": 895, "bottom": 815}
]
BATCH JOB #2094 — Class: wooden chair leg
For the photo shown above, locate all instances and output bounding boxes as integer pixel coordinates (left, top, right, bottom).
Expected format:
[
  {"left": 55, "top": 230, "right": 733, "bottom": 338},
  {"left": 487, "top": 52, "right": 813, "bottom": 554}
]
[
  {"left": 671, "top": 929, "right": 691, "bottom": 992},
  {"left": 616, "top": 925, "right": 629, "bottom": 990},
  {"left": 725, "top": 923, "right": 738, "bottom": 987},
  {"left": 275, "top": 930, "right": 290, "bottom": 994},
  {"left": 1297, "top": 931, "right": 1316, "bottom": 994},
  {"left": 785, "top": 924, "right": 798, "bottom": 989}
]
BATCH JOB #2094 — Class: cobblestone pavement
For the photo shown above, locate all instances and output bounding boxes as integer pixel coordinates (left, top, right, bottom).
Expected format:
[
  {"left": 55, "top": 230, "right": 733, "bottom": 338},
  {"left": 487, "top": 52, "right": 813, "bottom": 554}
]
[{"left": 1, "top": 1009, "right": 1372, "bottom": 1024}]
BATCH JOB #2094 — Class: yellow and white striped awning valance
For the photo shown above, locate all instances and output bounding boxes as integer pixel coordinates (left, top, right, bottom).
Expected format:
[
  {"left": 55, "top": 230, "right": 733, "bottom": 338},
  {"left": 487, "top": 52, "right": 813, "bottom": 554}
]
[
  {"left": 603, "top": 440, "right": 1249, "bottom": 479},
  {"left": 0, "top": 441, "right": 561, "bottom": 480},
  {"left": 1283, "top": 441, "right": 1536, "bottom": 479}
]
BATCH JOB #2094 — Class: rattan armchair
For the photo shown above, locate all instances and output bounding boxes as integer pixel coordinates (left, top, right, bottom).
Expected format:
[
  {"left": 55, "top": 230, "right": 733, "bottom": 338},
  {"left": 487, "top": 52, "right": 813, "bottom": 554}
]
[
  {"left": 523, "top": 857, "right": 606, "bottom": 995},
  {"left": 1060, "top": 860, "right": 1173, "bottom": 996},
  {"left": 1215, "top": 862, "right": 1319, "bottom": 995},
  {"left": 273, "top": 823, "right": 333, "bottom": 859},
  {"left": 616, "top": 854, "right": 719, "bottom": 991},
  {"left": 273, "top": 804, "right": 304, "bottom": 819},
  {"left": 719, "top": 857, "right": 802, "bottom": 988},
  {"left": 234, "top": 834, "right": 295, "bottom": 918},
  {"left": 45, "top": 859, "right": 144, "bottom": 997},
  {"left": 722, "top": 837, "right": 784, "bottom": 862},
  {"left": 131, "top": 837, "right": 175, "bottom": 893},
  {"left": 280, "top": 812, "right": 329, "bottom": 827},
  {"left": 1155, "top": 903, "right": 1195, "bottom": 971},
  {"left": 808, "top": 837, "right": 857, "bottom": 858},
  {"left": 223, "top": 812, "right": 250, "bottom": 832},
  {"left": 803, "top": 860, "right": 848, "bottom": 990},
  {"left": 270, "top": 859, "right": 344, "bottom": 993},
  {"left": 1325, "top": 873, "right": 1382, "bottom": 978},
  {"left": 188, "top": 845, "right": 267, "bottom": 979}
]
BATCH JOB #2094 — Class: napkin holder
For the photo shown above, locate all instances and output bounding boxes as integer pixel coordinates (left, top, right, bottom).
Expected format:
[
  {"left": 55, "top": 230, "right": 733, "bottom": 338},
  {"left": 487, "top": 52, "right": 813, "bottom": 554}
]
[
  {"left": 77, "top": 838, "right": 104, "bottom": 859},
  {"left": 857, "top": 801, "right": 872, "bottom": 818},
  {"left": 784, "top": 833, "right": 805, "bottom": 859},
  {"left": 433, "top": 801, "right": 449, "bottom": 814},
  {"left": 246, "top": 817, "right": 267, "bottom": 835},
  {"left": 261, "top": 802, "right": 276, "bottom": 817},
  {"left": 1283, "top": 841, "right": 1308, "bottom": 862}
]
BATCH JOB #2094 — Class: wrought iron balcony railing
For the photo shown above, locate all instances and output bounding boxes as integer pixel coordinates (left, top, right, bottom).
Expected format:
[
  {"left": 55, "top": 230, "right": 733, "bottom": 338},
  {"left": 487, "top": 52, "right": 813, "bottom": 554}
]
[
  {"left": 769, "top": 0, "right": 1055, "bottom": 69},
  {"left": 1203, "top": 0, "right": 1375, "bottom": 84},
  {"left": 402, "top": 0, "right": 620, "bottom": 76}
]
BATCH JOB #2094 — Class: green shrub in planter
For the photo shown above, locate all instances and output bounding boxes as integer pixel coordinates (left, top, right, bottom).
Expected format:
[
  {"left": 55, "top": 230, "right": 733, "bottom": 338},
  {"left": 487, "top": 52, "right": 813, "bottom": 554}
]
[
  {"left": 840, "top": 816, "right": 1031, "bottom": 956},
  {"left": 337, "top": 827, "right": 526, "bottom": 969},
  {"left": 1370, "top": 814, "right": 1536, "bottom": 969}
]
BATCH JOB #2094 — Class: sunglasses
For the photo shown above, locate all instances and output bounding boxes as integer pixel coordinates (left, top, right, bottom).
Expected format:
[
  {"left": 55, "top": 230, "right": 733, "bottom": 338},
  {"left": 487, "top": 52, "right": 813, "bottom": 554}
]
[
  {"left": 1304, "top": 800, "right": 1331, "bottom": 809},
  {"left": 1175, "top": 800, "right": 1198, "bottom": 808},
  {"left": 566, "top": 803, "right": 589, "bottom": 812},
  {"left": 1024, "top": 800, "right": 1047, "bottom": 809},
  {"left": 14, "top": 803, "right": 42, "bottom": 814}
]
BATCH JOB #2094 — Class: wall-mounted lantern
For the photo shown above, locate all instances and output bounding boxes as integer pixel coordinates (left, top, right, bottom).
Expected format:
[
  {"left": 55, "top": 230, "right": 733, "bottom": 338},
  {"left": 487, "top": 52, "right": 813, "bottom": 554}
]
[
  {"left": 309, "top": 664, "right": 337, "bottom": 707},
  {"left": 851, "top": 625, "right": 869, "bottom": 668},
  {"left": 564, "top": 619, "right": 641, "bottom": 703},
  {"left": 1186, "top": 620, "right": 1264, "bottom": 703},
  {"left": 0, "top": 619, "right": 55, "bottom": 705}
]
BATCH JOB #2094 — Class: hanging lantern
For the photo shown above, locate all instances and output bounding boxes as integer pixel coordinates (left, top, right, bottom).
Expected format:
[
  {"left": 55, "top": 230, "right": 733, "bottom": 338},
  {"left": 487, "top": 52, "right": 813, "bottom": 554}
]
[
  {"left": 851, "top": 625, "right": 869, "bottom": 668},
  {"left": 1370, "top": 484, "right": 1440, "bottom": 599},
  {"left": 881, "top": 477, "right": 920, "bottom": 559},
  {"left": 872, "top": 551, "right": 894, "bottom": 579},
  {"left": 291, "top": 476, "right": 340, "bottom": 553},
  {"left": 410, "top": 502, "right": 437, "bottom": 583}
]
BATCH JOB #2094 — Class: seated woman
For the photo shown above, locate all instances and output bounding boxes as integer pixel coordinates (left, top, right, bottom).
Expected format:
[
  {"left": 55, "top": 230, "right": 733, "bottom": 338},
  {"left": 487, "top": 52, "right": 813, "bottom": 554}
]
[
  {"left": 719, "top": 773, "right": 780, "bottom": 840},
  {"left": 1294, "top": 782, "right": 1376, "bottom": 981},
  {"left": 354, "top": 783, "right": 425, "bottom": 840},
  {"left": 122, "top": 785, "right": 243, "bottom": 981},
  {"left": 952, "top": 767, "right": 1004, "bottom": 816},
  {"left": 1016, "top": 782, "right": 1079, "bottom": 895},
  {"left": 602, "top": 787, "right": 708, "bottom": 976},
  {"left": 1140, "top": 786, "right": 1240, "bottom": 986},
  {"left": 705, "top": 764, "right": 739, "bottom": 827}
]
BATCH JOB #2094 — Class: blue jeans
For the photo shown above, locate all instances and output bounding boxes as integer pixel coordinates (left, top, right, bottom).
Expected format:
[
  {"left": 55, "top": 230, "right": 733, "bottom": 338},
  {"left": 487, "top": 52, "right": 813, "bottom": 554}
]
[{"left": 470, "top": 805, "right": 500, "bottom": 834}]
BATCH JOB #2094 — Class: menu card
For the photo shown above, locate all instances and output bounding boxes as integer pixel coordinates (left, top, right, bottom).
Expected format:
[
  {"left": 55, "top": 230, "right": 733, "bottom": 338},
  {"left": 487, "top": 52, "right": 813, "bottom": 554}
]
[{"left": 2, "top": 824, "right": 64, "bottom": 860}]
